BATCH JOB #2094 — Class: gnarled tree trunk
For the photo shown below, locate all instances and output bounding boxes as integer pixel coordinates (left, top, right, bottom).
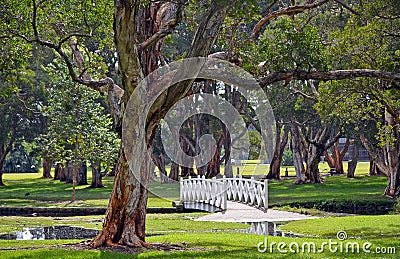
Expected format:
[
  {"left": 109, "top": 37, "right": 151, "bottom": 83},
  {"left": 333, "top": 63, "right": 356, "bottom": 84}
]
[
  {"left": 169, "top": 162, "right": 180, "bottom": 181},
  {"left": 267, "top": 123, "right": 289, "bottom": 179},
  {"left": 324, "top": 138, "right": 351, "bottom": 174},
  {"left": 305, "top": 127, "right": 331, "bottom": 183},
  {"left": 347, "top": 142, "right": 359, "bottom": 178},
  {"left": 0, "top": 131, "right": 15, "bottom": 186},
  {"left": 42, "top": 157, "right": 52, "bottom": 178},
  {"left": 90, "top": 162, "right": 107, "bottom": 188},
  {"left": 290, "top": 122, "right": 306, "bottom": 184},
  {"left": 93, "top": 0, "right": 231, "bottom": 247},
  {"left": 54, "top": 163, "right": 62, "bottom": 180}
]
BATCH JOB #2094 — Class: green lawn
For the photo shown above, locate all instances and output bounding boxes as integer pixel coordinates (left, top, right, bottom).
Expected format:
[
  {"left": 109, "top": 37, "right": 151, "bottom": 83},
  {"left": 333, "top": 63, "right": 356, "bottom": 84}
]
[
  {"left": 0, "top": 163, "right": 392, "bottom": 208},
  {"left": 0, "top": 233, "right": 398, "bottom": 258},
  {"left": 0, "top": 168, "right": 397, "bottom": 258},
  {"left": 281, "top": 215, "right": 400, "bottom": 238},
  {"left": 0, "top": 215, "right": 398, "bottom": 258}
]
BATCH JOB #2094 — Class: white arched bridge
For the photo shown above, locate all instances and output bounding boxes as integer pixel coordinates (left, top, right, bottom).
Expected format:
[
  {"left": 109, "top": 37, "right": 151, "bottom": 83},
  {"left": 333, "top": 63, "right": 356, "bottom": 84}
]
[{"left": 179, "top": 175, "right": 268, "bottom": 212}]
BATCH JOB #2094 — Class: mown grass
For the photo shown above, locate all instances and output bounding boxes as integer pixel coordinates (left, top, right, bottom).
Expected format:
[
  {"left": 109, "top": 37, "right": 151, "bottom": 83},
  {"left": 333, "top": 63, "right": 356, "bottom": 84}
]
[
  {"left": 280, "top": 215, "right": 400, "bottom": 238},
  {"left": 0, "top": 233, "right": 398, "bottom": 258},
  {"left": 0, "top": 246, "right": 133, "bottom": 259},
  {"left": 0, "top": 164, "right": 391, "bottom": 208},
  {"left": 0, "top": 213, "right": 399, "bottom": 258}
]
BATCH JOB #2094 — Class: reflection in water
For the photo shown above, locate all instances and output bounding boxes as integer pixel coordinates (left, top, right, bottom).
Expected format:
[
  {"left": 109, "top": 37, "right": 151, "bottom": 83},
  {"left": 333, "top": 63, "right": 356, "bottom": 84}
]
[
  {"left": 0, "top": 226, "right": 99, "bottom": 240},
  {"left": 241, "top": 221, "right": 295, "bottom": 237}
]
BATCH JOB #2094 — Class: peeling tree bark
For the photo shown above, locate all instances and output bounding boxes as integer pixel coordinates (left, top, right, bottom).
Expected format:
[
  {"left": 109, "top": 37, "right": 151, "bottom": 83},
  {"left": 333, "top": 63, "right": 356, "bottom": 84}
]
[{"left": 93, "top": 0, "right": 232, "bottom": 248}]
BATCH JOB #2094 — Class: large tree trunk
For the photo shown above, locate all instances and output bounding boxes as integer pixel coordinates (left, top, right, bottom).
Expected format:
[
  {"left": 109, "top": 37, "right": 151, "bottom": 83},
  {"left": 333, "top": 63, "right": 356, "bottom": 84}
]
[
  {"left": 59, "top": 162, "right": 68, "bottom": 182},
  {"left": 0, "top": 132, "right": 15, "bottom": 186},
  {"left": 206, "top": 135, "right": 224, "bottom": 178},
  {"left": 305, "top": 127, "right": 331, "bottom": 183},
  {"left": 324, "top": 138, "right": 351, "bottom": 174},
  {"left": 92, "top": 148, "right": 151, "bottom": 247},
  {"left": 369, "top": 160, "right": 385, "bottom": 176},
  {"left": 0, "top": 144, "right": 6, "bottom": 186},
  {"left": 64, "top": 161, "right": 74, "bottom": 184},
  {"left": 93, "top": 0, "right": 231, "bottom": 247},
  {"left": 347, "top": 142, "right": 359, "bottom": 178},
  {"left": 290, "top": 122, "right": 306, "bottom": 184},
  {"left": 78, "top": 162, "right": 88, "bottom": 185},
  {"left": 267, "top": 124, "right": 289, "bottom": 179},
  {"left": 42, "top": 157, "right": 52, "bottom": 178},
  {"left": 169, "top": 162, "right": 180, "bottom": 181},
  {"left": 54, "top": 163, "right": 62, "bottom": 180},
  {"left": 90, "top": 162, "right": 104, "bottom": 188},
  {"left": 306, "top": 144, "right": 323, "bottom": 183},
  {"left": 383, "top": 110, "right": 400, "bottom": 197},
  {"left": 223, "top": 125, "right": 233, "bottom": 178},
  {"left": 152, "top": 154, "right": 169, "bottom": 183}
]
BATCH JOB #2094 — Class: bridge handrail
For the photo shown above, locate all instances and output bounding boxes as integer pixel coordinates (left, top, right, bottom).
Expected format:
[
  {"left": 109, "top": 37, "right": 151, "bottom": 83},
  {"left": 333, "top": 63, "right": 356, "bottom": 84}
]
[
  {"left": 224, "top": 176, "right": 268, "bottom": 210},
  {"left": 180, "top": 175, "right": 268, "bottom": 211},
  {"left": 180, "top": 176, "right": 227, "bottom": 210}
]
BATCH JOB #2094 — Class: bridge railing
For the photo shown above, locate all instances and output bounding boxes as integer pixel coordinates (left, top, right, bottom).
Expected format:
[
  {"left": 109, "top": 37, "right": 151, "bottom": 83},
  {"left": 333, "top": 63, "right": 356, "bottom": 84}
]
[
  {"left": 180, "top": 175, "right": 268, "bottom": 212},
  {"left": 180, "top": 176, "right": 227, "bottom": 211},
  {"left": 224, "top": 176, "right": 268, "bottom": 210}
]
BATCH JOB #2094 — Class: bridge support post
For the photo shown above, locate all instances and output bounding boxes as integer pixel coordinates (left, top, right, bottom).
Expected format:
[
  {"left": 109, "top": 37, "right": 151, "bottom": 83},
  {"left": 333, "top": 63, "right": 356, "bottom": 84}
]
[
  {"left": 180, "top": 177, "right": 183, "bottom": 201},
  {"left": 222, "top": 176, "right": 227, "bottom": 211},
  {"left": 264, "top": 179, "right": 268, "bottom": 211}
]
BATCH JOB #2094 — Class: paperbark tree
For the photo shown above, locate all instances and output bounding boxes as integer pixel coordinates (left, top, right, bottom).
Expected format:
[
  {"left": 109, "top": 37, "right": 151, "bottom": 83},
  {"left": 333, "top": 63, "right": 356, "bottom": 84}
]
[
  {"left": 93, "top": 0, "right": 232, "bottom": 247},
  {"left": 324, "top": 137, "right": 351, "bottom": 174},
  {"left": 4, "top": 0, "right": 400, "bottom": 248},
  {"left": 290, "top": 122, "right": 306, "bottom": 184},
  {"left": 347, "top": 142, "right": 359, "bottom": 178},
  {"left": 266, "top": 123, "right": 289, "bottom": 179}
]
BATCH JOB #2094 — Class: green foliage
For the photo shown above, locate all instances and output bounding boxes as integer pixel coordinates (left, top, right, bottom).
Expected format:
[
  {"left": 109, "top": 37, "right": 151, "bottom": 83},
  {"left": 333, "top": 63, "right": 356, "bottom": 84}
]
[
  {"left": 247, "top": 17, "right": 327, "bottom": 74},
  {"left": 38, "top": 64, "right": 119, "bottom": 167},
  {"left": 282, "top": 150, "right": 293, "bottom": 166},
  {"left": 248, "top": 131, "right": 261, "bottom": 159},
  {"left": 3, "top": 143, "right": 39, "bottom": 173}
]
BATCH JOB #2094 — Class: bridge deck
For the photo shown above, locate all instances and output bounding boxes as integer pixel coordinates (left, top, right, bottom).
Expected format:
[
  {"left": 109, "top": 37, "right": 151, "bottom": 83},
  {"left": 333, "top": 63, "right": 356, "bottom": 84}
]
[{"left": 194, "top": 201, "right": 317, "bottom": 222}]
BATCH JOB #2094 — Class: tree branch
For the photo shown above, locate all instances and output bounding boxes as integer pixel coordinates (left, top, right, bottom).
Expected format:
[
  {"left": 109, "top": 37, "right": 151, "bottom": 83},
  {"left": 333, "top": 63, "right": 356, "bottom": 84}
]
[
  {"left": 23, "top": 0, "right": 115, "bottom": 93},
  {"left": 292, "top": 89, "right": 318, "bottom": 101},
  {"left": 57, "top": 32, "right": 93, "bottom": 49},
  {"left": 259, "top": 69, "right": 400, "bottom": 86},
  {"left": 333, "top": 0, "right": 360, "bottom": 16},
  {"left": 138, "top": 1, "right": 184, "bottom": 51},
  {"left": 250, "top": 0, "right": 329, "bottom": 39}
]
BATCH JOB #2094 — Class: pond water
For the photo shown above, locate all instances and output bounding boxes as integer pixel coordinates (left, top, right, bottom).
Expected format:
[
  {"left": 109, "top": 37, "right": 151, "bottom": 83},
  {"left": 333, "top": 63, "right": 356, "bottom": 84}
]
[
  {"left": 0, "top": 226, "right": 99, "bottom": 240},
  {"left": 0, "top": 222, "right": 294, "bottom": 240},
  {"left": 242, "top": 221, "right": 296, "bottom": 237}
]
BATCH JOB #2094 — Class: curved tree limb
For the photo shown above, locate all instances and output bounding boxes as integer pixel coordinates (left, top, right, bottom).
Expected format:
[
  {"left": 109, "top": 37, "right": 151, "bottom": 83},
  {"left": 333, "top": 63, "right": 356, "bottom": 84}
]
[
  {"left": 138, "top": 1, "right": 184, "bottom": 51},
  {"left": 26, "top": 0, "right": 115, "bottom": 92},
  {"left": 250, "top": 0, "right": 329, "bottom": 39}
]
